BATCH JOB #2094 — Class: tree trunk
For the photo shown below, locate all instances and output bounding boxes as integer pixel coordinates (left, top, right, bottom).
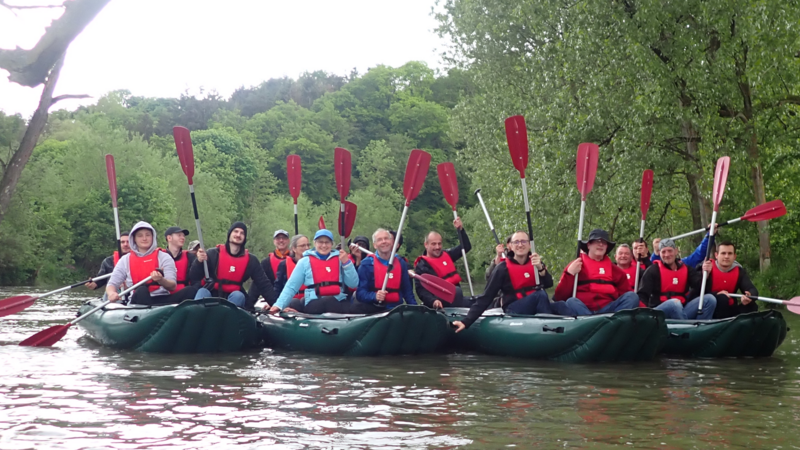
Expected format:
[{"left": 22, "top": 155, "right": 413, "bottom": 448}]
[
  {"left": 745, "top": 120, "right": 771, "bottom": 271},
  {"left": 681, "top": 119, "right": 708, "bottom": 245},
  {"left": 0, "top": 55, "right": 65, "bottom": 224}
]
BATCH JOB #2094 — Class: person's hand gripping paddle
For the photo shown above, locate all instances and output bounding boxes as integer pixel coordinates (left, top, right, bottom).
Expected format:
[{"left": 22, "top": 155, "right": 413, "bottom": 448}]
[
  {"left": 287, "top": 154, "right": 302, "bottom": 236},
  {"left": 667, "top": 199, "right": 786, "bottom": 241},
  {"left": 572, "top": 143, "right": 599, "bottom": 297},
  {"left": 334, "top": 147, "right": 352, "bottom": 250},
  {"left": 173, "top": 126, "right": 211, "bottom": 283},
  {"left": 505, "top": 115, "right": 539, "bottom": 286},
  {"left": 19, "top": 276, "right": 153, "bottom": 347},
  {"left": 381, "top": 150, "right": 432, "bottom": 293},
  {"left": 698, "top": 156, "right": 731, "bottom": 313},
  {"left": 635, "top": 169, "right": 654, "bottom": 292},
  {"left": 437, "top": 162, "right": 473, "bottom": 296}
]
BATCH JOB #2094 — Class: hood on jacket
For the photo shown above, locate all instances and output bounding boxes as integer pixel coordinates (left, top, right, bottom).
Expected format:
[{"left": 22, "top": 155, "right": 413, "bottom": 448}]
[{"left": 129, "top": 221, "right": 159, "bottom": 257}]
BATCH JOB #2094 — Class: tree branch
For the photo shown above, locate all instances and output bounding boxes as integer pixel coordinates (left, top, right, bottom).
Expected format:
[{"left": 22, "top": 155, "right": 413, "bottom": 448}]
[
  {"left": 0, "top": 0, "right": 111, "bottom": 87},
  {"left": 50, "top": 93, "right": 90, "bottom": 105}
]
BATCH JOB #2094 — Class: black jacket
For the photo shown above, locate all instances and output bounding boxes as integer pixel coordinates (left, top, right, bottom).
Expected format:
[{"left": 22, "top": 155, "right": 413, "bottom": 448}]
[
  {"left": 414, "top": 228, "right": 471, "bottom": 307},
  {"left": 637, "top": 261, "right": 703, "bottom": 307},
  {"left": 189, "top": 246, "right": 276, "bottom": 310},
  {"left": 461, "top": 256, "right": 553, "bottom": 328},
  {"left": 92, "top": 255, "right": 116, "bottom": 289}
]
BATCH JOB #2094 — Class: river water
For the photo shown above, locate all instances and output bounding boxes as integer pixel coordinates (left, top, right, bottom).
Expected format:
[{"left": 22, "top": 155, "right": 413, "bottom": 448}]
[{"left": 0, "top": 287, "right": 798, "bottom": 449}]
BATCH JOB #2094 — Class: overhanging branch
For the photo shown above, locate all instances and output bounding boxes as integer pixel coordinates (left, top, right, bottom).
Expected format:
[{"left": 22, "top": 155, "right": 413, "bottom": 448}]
[{"left": 51, "top": 93, "right": 90, "bottom": 105}]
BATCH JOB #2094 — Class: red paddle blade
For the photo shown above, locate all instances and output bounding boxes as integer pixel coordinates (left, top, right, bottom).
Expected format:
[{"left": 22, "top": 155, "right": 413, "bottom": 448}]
[
  {"left": 437, "top": 162, "right": 459, "bottom": 210},
  {"left": 742, "top": 199, "right": 786, "bottom": 222},
  {"left": 173, "top": 126, "right": 195, "bottom": 184},
  {"left": 105, "top": 154, "right": 118, "bottom": 208},
  {"left": 712, "top": 156, "right": 731, "bottom": 211},
  {"left": 286, "top": 154, "right": 302, "bottom": 202},
  {"left": 334, "top": 147, "right": 352, "bottom": 201},
  {"left": 0, "top": 295, "right": 36, "bottom": 318},
  {"left": 19, "top": 324, "right": 72, "bottom": 347},
  {"left": 504, "top": 115, "right": 529, "bottom": 176},
  {"left": 576, "top": 143, "right": 599, "bottom": 200},
  {"left": 403, "top": 149, "right": 432, "bottom": 205},
  {"left": 339, "top": 201, "right": 358, "bottom": 237},
  {"left": 640, "top": 169, "right": 654, "bottom": 220},
  {"left": 318, "top": 216, "right": 326, "bottom": 230},
  {"left": 416, "top": 273, "right": 456, "bottom": 304}
]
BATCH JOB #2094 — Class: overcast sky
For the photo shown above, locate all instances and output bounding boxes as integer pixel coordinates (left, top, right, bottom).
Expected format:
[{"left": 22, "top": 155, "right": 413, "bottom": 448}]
[{"left": 0, "top": 0, "right": 447, "bottom": 117}]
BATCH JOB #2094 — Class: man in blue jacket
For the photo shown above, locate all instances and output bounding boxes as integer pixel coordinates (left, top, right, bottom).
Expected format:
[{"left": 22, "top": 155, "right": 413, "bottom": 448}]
[{"left": 352, "top": 228, "right": 416, "bottom": 314}]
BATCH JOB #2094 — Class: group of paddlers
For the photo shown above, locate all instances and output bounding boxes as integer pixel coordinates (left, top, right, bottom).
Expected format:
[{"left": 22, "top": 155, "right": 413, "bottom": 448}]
[{"left": 89, "top": 215, "right": 758, "bottom": 331}]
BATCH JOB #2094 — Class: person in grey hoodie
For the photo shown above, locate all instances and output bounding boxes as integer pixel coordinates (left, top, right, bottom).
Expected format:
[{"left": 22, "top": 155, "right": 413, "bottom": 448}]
[{"left": 105, "top": 221, "right": 198, "bottom": 305}]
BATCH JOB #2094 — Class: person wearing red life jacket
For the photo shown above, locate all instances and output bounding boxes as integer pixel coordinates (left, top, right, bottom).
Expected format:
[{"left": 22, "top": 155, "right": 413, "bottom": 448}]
[
  {"left": 269, "top": 229, "right": 359, "bottom": 314},
  {"left": 414, "top": 217, "right": 472, "bottom": 308},
  {"left": 248, "top": 229, "right": 291, "bottom": 303},
  {"left": 192, "top": 221, "right": 276, "bottom": 310},
  {"left": 451, "top": 231, "right": 574, "bottom": 333},
  {"left": 164, "top": 226, "right": 197, "bottom": 292},
  {"left": 105, "top": 222, "right": 198, "bottom": 305},
  {"left": 553, "top": 229, "right": 640, "bottom": 315},
  {"left": 636, "top": 238, "right": 717, "bottom": 319},
  {"left": 273, "top": 234, "right": 311, "bottom": 308},
  {"left": 699, "top": 241, "right": 758, "bottom": 319},
  {"left": 86, "top": 231, "right": 130, "bottom": 290},
  {"left": 351, "top": 228, "right": 417, "bottom": 314},
  {"left": 614, "top": 244, "right": 650, "bottom": 291}
]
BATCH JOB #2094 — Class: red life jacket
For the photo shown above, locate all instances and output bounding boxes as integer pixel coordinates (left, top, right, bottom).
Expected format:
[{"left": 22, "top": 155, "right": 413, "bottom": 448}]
[
  {"left": 170, "top": 249, "right": 190, "bottom": 291},
  {"left": 577, "top": 254, "right": 617, "bottom": 295},
  {"left": 505, "top": 258, "right": 540, "bottom": 300},
  {"left": 618, "top": 262, "right": 646, "bottom": 290},
  {"left": 129, "top": 251, "right": 161, "bottom": 292},
  {"left": 113, "top": 251, "right": 120, "bottom": 266},
  {"left": 267, "top": 251, "right": 285, "bottom": 277},
  {"left": 285, "top": 257, "right": 307, "bottom": 300},
  {"left": 371, "top": 256, "right": 402, "bottom": 304},
  {"left": 213, "top": 244, "right": 249, "bottom": 294},
  {"left": 710, "top": 263, "right": 740, "bottom": 294},
  {"left": 415, "top": 252, "right": 461, "bottom": 285},
  {"left": 308, "top": 256, "right": 343, "bottom": 297},
  {"left": 655, "top": 260, "right": 689, "bottom": 304}
]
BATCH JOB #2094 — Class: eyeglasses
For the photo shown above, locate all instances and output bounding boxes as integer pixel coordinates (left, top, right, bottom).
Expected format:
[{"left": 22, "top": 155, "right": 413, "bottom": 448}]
[
  {"left": 511, "top": 239, "right": 530, "bottom": 246},
  {"left": 296, "top": 243, "right": 310, "bottom": 249}
]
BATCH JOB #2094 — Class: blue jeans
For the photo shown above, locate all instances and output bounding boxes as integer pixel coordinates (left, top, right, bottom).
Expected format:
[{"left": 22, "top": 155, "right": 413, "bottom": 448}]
[
  {"left": 505, "top": 290, "right": 574, "bottom": 316},
  {"left": 656, "top": 294, "right": 716, "bottom": 320},
  {"left": 195, "top": 287, "right": 246, "bottom": 308},
  {"left": 565, "top": 291, "right": 640, "bottom": 316}
]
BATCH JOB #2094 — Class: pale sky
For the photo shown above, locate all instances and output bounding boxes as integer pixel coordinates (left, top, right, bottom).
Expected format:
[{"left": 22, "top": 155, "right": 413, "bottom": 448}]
[{"left": 0, "top": 0, "right": 447, "bottom": 117}]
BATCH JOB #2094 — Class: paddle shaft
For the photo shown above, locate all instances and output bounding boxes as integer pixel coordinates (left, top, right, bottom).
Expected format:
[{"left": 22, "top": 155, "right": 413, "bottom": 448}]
[
  {"left": 697, "top": 210, "right": 718, "bottom": 313},
  {"left": 44, "top": 273, "right": 112, "bottom": 298},
  {"left": 572, "top": 199, "right": 587, "bottom": 297},
  {"left": 475, "top": 190, "right": 501, "bottom": 245},
  {"left": 188, "top": 184, "right": 210, "bottom": 279},
  {"left": 519, "top": 177, "right": 540, "bottom": 286},
  {"left": 70, "top": 276, "right": 152, "bottom": 326},
  {"left": 382, "top": 205, "right": 409, "bottom": 290},
  {"left": 340, "top": 201, "right": 346, "bottom": 249},
  {"left": 452, "top": 209, "right": 474, "bottom": 296},
  {"left": 634, "top": 219, "right": 645, "bottom": 292},
  {"left": 294, "top": 201, "right": 298, "bottom": 236},
  {"left": 669, "top": 218, "right": 738, "bottom": 241}
]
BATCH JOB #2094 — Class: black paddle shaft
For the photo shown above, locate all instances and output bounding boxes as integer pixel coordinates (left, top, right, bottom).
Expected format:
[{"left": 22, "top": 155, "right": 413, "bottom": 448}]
[{"left": 294, "top": 214, "right": 299, "bottom": 236}]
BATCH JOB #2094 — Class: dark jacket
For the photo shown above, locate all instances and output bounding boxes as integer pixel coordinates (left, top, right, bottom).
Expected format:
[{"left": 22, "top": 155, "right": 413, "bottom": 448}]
[
  {"left": 414, "top": 228, "right": 471, "bottom": 307},
  {"left": 91, "top": 255, "right": 116, "bottom": 289},
  {"left": 637, "top": 260, "right": 703, "bottom": 307},
  {"left": 248, "top": 252, "right": 286, "bottom": 301},
  {"left": 189, "top": 246, "right": 275, "bottom": 310},
  {"left": 461, "top": 256, "right": 553, "bottom": 328}
]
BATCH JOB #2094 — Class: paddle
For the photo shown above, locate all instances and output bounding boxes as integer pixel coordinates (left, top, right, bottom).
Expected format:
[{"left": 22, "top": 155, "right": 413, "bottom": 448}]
[
  {"left": 634, "top": 169, "right": 654, "bottom": 292},
  {"left": 173, "top": 126, "right": 210, "bottom": 281},
  {"left": 19, "top": 276, "right": 153, "bottom": 347},
  {"left": 668, "top": 199, "right": 787, "bottom": 241},
  {"left": 354, "top": 245, "right": 457, "bottom": 304},
  {"left": 334, "top": 147, "right": 352, "bottom": 250},
  {"left": 504, "top": 115, "right": 540, "bottom": 286},
  {"left": 287, "top": 154, "right": 302, "bottom": 236},
  {"left": 0, "top": 274, "right": 112, "bottom": 318},
  {"left": 572, "top": 143, "right": 600, "bottom": 297},
  {"left": 728, "top": 294, "right": 800, "bottom": 315},
  {"left": 437, "top": 162, "right": 474, "bottom": 296},
  {"left": 475, "top": 188, "right": 502, "bottom": 245},
  {"left": 698, "top": 156, "right": 731, "bottom": 313},
  {"left": 382, "top": 149, "right": 432, "bottom": 291},
  {"left": 105, "top": 154, "right": 123, "bottom": 260},
  {"left": 318, "top": 216, "right": 326, "bottom": 230},
  {"left": 338, "top": 200, "right": 357, "bottom": 240}
]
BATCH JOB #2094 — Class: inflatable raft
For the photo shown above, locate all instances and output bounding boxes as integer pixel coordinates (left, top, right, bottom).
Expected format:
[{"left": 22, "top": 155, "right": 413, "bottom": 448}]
[
  {"left": 662, "top": 309, "right": 787, "bottom": 358},
  {"left": 77, "top": 297, "right": 262, "bottom": 352},
  {"left": 444, "top": 307, "right": 667, "bottom": 362},
  {"left": 258, "top": 304, "right": 451, "bottom": 356}
]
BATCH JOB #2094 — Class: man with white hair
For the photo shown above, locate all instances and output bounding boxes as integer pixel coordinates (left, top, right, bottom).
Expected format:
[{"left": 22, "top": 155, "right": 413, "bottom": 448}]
[{"left": 352, "top": 228, "right": 417, "bottom": 314}]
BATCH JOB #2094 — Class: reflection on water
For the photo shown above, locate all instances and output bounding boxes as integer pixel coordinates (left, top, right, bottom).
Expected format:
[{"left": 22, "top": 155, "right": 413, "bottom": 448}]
[{"left": 0, "top": 287, "right": 798, "bottom": 448}]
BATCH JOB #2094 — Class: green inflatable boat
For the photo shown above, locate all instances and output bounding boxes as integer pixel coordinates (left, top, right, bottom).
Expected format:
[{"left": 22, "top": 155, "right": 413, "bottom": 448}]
[
  {"left": 443, "top": 307, "right": 667, "bottom": 362},
  {"left": 661, "top": 310, "right": 787, "bottom": 358},
  {"left": 258, "top": 304, "right": 451, "bottom": 356},
  {"left": 77, "top": 297, "right": 262, "bottom": 352}
]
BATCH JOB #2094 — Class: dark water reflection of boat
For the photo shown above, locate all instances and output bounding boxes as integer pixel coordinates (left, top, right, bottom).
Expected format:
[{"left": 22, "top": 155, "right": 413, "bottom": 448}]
[{"left": 0, "top": 287, "right": 797, "bottom": 448}]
